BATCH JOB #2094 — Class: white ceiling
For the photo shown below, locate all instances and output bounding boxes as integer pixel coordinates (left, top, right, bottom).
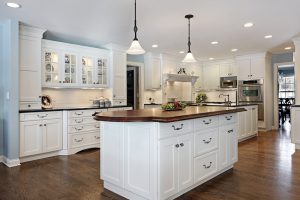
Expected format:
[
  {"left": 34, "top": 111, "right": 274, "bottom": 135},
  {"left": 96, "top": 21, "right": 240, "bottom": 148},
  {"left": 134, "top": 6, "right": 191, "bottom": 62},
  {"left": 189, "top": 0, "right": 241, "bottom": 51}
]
[{"left": 0, "top": 0, "right": 299, "bottom": 60}]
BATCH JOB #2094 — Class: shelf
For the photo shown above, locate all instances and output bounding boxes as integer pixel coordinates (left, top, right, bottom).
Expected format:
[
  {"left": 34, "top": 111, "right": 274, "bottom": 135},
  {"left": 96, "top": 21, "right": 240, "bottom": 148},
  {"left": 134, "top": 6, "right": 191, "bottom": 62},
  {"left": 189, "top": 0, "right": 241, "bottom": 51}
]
[{"left": 163, "top": 74, "right": 199, "bottom": 85}]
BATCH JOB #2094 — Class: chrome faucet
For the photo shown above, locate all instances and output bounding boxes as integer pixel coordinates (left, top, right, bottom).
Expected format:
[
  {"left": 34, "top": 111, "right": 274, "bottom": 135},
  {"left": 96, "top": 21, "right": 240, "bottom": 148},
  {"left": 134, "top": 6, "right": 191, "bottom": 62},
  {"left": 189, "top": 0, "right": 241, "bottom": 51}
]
[{"left": 219, "top": 94, "right": 231, "bottom": 106}]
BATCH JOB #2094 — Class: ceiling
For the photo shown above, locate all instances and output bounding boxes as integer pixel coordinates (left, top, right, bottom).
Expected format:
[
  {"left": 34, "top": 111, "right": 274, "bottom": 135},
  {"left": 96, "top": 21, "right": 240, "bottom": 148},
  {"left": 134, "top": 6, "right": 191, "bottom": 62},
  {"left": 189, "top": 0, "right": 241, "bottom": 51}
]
[{"left": 0, "top": 0, "right": 299, "bottom": 60}]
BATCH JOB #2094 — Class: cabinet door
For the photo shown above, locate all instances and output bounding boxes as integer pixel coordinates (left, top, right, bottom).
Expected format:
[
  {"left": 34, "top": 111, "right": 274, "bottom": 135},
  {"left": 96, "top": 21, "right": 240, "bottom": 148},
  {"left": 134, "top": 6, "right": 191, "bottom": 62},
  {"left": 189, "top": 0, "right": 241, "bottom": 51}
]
[
  {"left": 245, "top": 108, "right": 252, "bottom": 136},
  {"left": 178, "top": 134, "right": 194, "bottom": 192},
  {"left": 250, "top": 57, "right": 265, "bottom": 79},
  {"left": 159, "top": 137, "right": 178, "bottom": 200},
  {"left": 251, "top": 106, "right": 258, "bottom": 134},
  {"left": 63, "top": 53, "right": 78, "bottom": 86},
  {"left": 43, "top": 119, "right": 62, "bottom": 153},
  {"left": 20, "top": 70, "right": 41, "bottom": 102},
  {"left": 43, "top": 49, "right": 61, "bottom": 86},
  {"left": 228, "top": 125, "right": 238, "bottom": 164},
  {"left": 81, "top": 56, "right": 95, "bottom": 86},
  {"left": 218, "top": 126, "right": 229, "bottom": 170},
  {"left": 94, "top": 57, "right": 109, "bottom": 87},
  {"left": 20, "top": 121, "right": 43, "bottom": 157},
  {"left": 219, "top": 63, "right": 231, "bottom": 77},
  {"left": 238, "top": 111, "right": 246, "bottom": 139},
  {"left": 202, "top": 64, "right": 220, "bottom": 89},
  {"left": 112, "top": 52, "right": 127, "bottom": 99},
  {"left": 237, "top": 58, "right": 251, "bottom": 80},
  {"left": 152, "top": 57, "right": 161, "bottom": 89}
]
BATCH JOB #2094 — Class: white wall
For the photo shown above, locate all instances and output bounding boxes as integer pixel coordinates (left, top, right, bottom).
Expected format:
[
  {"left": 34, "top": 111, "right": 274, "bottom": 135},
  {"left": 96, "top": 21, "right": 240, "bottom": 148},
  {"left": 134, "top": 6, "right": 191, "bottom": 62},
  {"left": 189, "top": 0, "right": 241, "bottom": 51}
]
[
  {"left": 0, "top": 23, "right": 4, "bottom": 156},
  {"left": 42, "top": 88, "right": 112, "bottom": 107}
]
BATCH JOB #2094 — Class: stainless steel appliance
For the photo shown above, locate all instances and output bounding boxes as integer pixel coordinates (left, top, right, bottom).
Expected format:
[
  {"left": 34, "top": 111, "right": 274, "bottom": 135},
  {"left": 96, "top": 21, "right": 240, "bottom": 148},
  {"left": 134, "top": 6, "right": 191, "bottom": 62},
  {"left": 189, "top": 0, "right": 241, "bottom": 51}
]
[
  {"left": 238, "top": 79, "right": 264, "bottom": 120},
  {"left": 220, "top": 76, "right": 237, "bottom": 89}
]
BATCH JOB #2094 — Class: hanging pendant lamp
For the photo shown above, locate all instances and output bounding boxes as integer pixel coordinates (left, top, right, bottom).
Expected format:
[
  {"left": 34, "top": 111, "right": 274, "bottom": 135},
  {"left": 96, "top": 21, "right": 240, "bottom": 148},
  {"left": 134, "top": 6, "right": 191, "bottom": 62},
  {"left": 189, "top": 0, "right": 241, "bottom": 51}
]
[
  {"left": 182, "top": 14, "right": 197, "bottom": 63},
  {"left": 127, "top": 0, "right": 145, "bottom": 55}
]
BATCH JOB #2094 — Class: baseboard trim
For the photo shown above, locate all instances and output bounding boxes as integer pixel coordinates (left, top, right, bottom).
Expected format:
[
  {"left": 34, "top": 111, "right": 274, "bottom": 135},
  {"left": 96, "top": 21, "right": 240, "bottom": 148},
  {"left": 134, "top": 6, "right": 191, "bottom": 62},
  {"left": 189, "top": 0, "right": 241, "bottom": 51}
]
[
  {"left": 2, "top": 156, "right": 21, "bottom": 167},
  {"left": 0, "top": 155, "right": 3, "bottom": 163}
]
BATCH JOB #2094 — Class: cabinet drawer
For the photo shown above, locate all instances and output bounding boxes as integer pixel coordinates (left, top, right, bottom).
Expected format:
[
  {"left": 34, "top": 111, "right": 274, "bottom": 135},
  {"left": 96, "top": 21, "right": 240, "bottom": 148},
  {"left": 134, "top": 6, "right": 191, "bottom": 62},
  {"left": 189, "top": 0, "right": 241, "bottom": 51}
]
[
  {"left": 68, "top": 117, "right": 96, "bottom": 125},
  {"left": 68, "top": 132, "right": 100, "bottom": 148},
  {"left": 194, "top": 128, "right": 218, "bottom": 157},
  {"left": 90, "top": 132, "right": 101, "bottom": 144},
  {"left": 159, "top": 120, "right": 193, "bottom": 139},
  {"left": 68, "top": 123, "right": 100, "bottom": 133},
  {"left": 20, "top": 111, "right": 62, "bottom": 121},
  {"left": 113, "top": 100, "right": 127, "bottom": 106},
  {"left": 68, "top": 109, "right": 107, "bottom": 118},
  {"left": 194, "top": 151, "right": 218, "bottom": 183},
  {"left": 194, "top": 116, "right": 219, "bottom": 131},
  {"left": 219, "top": 113, "right": 237, "bottom": 125},
  {"left": 20, "top": 102, "right": 41, "bottom": 110}
]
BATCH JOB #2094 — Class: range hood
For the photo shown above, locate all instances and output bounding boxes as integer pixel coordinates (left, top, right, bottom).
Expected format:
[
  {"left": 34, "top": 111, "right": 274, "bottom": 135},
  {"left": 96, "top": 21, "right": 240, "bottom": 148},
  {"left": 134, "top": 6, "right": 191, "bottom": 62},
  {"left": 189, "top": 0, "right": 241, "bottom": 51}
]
[{"left": 163, "top": 73, "right": 199, "bottom": 85}]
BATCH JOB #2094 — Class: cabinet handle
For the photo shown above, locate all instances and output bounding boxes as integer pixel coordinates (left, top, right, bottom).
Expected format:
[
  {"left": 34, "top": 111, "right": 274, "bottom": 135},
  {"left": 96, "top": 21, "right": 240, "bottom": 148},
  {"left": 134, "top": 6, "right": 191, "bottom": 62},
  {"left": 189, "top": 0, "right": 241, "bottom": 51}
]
[
  {"left": 39, "top": 124, "right": 42, "bottom": 127},
  {"left": 59, "top": 81, "right": 62, "bottom": 83},
  {"left": 175, "top": 144, "right": 180, "bottom": 148},
  {"left": 95, "top": 125, "right": 100, "bottom": 128},
  {"left": 75, "top": 126, "right": 84, "bottom": 131},
  {"left": 75, "top": 112, "right": 83, "bottom": 116},
  {"left": 44, "top": 124, "right": 46, "bottom": 126},
  {"left": 227, "top": 129, "right": 234, "bottom": 134},
  {"left": 94, "top": 136, "right": 100, "bottom": 139},
  {"left": 203, "top": 162, "right": 212, "bottom": 169},
  {"left": 74, "top": 138, "right": 84, "bottom": 142},
  {"left": 203, "top": 138, "right": 212, "bottom": 144},
  {"left": 252, "top": 108, "right": 256, "bottom": 110},
  {"left": 113, "top": 94, "right": 116, "bottom": 98},
  {"left": 225, "top": 116, "right": 233, "bottom": 120},
  {"left": 37, "top": 114, "right": 48, "bottom": 118},
  {"left": 172, "top": 124, "right": 184, "bottom": 130},
  {"left": 75, "top": 119, "right": 83, "bottom": 123},
  {"left": 203, "top": 119, "right": 212, "bottom": 125},
  {"left": 180, "top": 143, "right": 184, "bottom": 147}
]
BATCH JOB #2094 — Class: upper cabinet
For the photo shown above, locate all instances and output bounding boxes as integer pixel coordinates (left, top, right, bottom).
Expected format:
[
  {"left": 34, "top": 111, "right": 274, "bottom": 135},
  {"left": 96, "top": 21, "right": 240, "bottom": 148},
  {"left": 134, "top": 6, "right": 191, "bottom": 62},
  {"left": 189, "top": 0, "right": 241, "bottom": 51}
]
[
  {"left": 202, "top": 63, "right": 220, "bottom": 90},
  {"left": 236, "top": 54, "right": 265, "bottom": 80},
  {"left": 144, "top": 53, "right": 162, "bottom": 90},
  {"left": 42, "top": 40, "right": 109, "bottom": 88},
  {"left": 219, "top": 61, "right": 237, "bottom": 77}
]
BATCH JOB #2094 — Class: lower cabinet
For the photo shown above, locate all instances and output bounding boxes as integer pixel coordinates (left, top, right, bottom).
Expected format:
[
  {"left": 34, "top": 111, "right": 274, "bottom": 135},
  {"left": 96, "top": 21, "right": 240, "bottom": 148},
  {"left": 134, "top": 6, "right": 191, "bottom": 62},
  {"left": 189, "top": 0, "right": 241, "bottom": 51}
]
[
  {"left": 20, "top": 112, "right": 62, "bottom": 157},
  {"left": 194, "top": 151, "right": 218, "bottom": 183},
  {"left": 159, "top": 134, "right": 193, "bottom": 199},
  {"left": 238, "top": 105, "right": 258, "bottom": 141}
]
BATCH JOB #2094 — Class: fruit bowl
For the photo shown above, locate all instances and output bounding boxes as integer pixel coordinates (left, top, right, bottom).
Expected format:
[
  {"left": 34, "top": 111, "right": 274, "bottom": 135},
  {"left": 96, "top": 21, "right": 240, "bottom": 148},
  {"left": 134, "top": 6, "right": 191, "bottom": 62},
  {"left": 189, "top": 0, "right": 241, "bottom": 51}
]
[{"left": 161, "top": 102, "right": 187, "bottom": 111}]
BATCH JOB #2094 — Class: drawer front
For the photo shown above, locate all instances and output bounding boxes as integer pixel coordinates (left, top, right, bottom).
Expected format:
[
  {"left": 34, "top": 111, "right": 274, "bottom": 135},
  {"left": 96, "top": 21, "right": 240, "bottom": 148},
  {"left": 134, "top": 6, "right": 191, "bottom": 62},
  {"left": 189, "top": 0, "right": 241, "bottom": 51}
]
[
  {"left": 68, "top": 123, "right": 100, "bottom": 133},
  {"left": 194, "top": 116, "right": 219, "bottom": 131},
  {"left": 194, "top": 128, "right": 218, "bottom": 157},
  {"left": 20, "top": 102, "right": 41, "bottom": 110},
  {"left": 68, "top": 109, "right": 107, "bottom": 118},
  {"left": 113, "top": 100, "right": 127, "bottom": 106},
  {"left": 219, "top": 113, "right": 237, "bottom": 125},
  {"left": 194, "top": 151, "right": 218, "bottom": 183},
  {"left": 90, "top": 132, "right": 101, "bottom": 144},
  {"left": 20, "top": 111, "right": 62, "bottom": 121},
  {"left": 159, "top": 120, "right": 193, "bottom": 139},
  {"left": 68, "top": 132, "right": 100, "bottom": 148},
  {"left": 68, "top": 117, "right": 96, "bottom": 125}
]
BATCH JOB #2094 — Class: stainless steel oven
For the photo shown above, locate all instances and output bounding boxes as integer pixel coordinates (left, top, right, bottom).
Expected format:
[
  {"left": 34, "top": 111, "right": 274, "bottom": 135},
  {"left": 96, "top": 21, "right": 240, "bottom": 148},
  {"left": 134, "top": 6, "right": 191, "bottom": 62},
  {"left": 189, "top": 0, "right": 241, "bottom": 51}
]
[{"left": 220, "top": 76, "right": 237, "bottom": 89}]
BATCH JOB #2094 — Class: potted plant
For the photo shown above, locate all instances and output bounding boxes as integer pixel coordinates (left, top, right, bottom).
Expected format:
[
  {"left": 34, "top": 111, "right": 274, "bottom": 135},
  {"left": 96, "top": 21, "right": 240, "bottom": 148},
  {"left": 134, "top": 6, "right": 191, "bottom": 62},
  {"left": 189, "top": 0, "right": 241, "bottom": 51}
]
[{"left": 196, "top": 93, "right": 207, "bottom": 105}]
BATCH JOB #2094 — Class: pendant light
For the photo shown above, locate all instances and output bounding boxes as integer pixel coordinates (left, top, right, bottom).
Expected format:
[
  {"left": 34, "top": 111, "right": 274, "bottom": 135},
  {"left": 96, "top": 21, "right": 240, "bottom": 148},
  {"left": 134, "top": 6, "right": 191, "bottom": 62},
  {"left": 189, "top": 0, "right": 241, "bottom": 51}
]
[
  {"left": 182, "top": 14, "right": 197, "bottom": 63},
  {"left": 127, "top": 0, "right": 145, "bottom": 55}
]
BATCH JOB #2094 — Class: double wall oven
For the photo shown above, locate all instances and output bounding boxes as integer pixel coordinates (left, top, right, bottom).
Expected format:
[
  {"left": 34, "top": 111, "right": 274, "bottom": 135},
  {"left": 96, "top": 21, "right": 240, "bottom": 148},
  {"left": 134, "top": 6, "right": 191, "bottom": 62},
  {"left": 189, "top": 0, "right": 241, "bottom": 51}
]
[{"left": 238, "top": 79, "right": 264, "bottom": 121}]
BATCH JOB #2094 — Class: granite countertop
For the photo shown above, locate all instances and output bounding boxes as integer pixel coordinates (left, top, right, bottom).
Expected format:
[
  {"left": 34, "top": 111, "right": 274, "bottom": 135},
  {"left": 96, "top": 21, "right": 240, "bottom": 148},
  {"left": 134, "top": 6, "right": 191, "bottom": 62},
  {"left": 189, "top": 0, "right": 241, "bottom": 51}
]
[
  {"left": 188, "top": 102, "right": 260, "bottom": 107},
  {"left": 19, "top": 105, "right": 132, "bottom": 113},
  {"left": 94, "top": 106, "right": 246, "bottom": 123},
  {"left": 144, "top": 103, "right": 162, "bottom": 105}
]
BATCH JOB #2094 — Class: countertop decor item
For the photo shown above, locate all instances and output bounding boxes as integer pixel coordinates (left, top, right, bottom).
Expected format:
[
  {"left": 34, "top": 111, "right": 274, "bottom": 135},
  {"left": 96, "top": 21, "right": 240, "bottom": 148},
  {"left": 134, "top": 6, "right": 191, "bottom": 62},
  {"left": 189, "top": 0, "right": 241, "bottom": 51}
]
[
  {"left": 196, "top": 93, "right": 207, "bottom": 103},
  {"left": 161, "top": 101, "right": 187, "bottom": 111},
  {"left": 41, "top": 95, "right": 53, "bottom": 109},
  {"left": 126, "top": 0, "right": 145, "bottom": 55},
  {"left": 182, "top": 14, "right": 197, "bottom": 63}
]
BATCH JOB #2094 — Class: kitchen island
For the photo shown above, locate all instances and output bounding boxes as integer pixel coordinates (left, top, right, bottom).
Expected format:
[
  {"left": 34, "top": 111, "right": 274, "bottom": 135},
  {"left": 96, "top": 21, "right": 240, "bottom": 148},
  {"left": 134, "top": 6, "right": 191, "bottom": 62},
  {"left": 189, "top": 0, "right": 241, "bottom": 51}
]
[{"left": 94, "top": 106, "right": 245, "bottom": 200}]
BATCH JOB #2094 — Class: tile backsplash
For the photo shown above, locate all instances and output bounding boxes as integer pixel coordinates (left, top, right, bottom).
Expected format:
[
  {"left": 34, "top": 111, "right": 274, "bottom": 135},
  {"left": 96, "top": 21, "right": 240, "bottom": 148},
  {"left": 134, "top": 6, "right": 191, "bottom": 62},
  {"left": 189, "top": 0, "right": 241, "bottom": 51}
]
[{"left": 196, "top": 90, "right": 237, "bottom": 103}]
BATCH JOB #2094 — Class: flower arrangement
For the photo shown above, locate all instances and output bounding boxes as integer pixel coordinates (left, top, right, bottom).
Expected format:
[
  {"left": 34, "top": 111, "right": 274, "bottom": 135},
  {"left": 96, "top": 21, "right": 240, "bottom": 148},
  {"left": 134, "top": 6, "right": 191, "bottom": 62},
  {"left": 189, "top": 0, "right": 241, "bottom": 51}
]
[
  {"left": 161, "top": 101, "right": 187, "bottom": 111},
  {"left": 196, "top": 93, "right": 207, "bottom": 103}
]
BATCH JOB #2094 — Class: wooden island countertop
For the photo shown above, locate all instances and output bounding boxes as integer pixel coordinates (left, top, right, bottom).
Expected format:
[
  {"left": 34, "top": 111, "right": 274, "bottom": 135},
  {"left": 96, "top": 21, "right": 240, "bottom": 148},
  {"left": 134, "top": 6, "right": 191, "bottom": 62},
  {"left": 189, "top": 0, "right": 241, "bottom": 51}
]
[{"left": 94, "top": 106, "right": 246, "bottom": 122}]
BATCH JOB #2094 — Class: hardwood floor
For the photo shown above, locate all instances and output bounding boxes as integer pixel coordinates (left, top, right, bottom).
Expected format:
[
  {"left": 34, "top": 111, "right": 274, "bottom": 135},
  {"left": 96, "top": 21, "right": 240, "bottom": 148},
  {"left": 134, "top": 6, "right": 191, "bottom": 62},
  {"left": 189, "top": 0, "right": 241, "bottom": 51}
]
[{"left": 1, "top": 128, "right": 300, "bottom": 200}]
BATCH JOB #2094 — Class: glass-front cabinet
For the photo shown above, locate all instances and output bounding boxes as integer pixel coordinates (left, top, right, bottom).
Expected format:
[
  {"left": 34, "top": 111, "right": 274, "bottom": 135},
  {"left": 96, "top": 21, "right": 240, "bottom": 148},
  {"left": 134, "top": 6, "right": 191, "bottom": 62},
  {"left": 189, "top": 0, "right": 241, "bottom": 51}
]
[{"left": 42, "top": 40, "right": 109, "bottom": 88}]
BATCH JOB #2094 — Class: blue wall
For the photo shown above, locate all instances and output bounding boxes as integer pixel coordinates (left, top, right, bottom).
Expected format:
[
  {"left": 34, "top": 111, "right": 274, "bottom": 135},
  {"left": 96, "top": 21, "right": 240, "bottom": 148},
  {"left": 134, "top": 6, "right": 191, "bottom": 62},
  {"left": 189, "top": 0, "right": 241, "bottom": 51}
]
[
  {"left": 272, "top": 52, "right": 293, "bottom": 65},
  {"left": 0, "top": 24, "right": 3, "bottom": 156},
  {"left": 127, "top": 54, "right": 144, "bottom": 63}
]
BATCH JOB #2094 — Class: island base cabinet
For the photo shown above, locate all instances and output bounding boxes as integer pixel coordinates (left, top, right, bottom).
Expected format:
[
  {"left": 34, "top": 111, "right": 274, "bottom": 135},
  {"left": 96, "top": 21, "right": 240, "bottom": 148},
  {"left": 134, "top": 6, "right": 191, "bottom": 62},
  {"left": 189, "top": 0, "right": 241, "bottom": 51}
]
[
  {"left": 238, "top": 106, "right": 258, "bottom": 142},
  {"left": 194, "top": 151, "right": 218, "bottom": 183},
  {"left": 159, "top": 134, "right": 193, "bottom": 200}
]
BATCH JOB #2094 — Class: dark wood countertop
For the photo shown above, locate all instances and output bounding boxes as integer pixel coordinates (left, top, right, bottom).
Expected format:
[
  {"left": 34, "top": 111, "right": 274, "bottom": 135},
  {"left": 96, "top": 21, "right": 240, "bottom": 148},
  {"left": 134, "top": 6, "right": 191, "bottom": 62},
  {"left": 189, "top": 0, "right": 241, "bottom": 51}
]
[{"left": 94, "top": 106, "right": 246, "bottom": 122}]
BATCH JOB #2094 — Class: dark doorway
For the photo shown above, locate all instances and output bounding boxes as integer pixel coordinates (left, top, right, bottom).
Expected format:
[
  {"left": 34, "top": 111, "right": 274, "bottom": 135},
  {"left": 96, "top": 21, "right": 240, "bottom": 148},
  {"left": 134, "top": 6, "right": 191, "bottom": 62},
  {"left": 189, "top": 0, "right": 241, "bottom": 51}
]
[{"left": 127, "top": 66, "right": 139, "bottom": 109}]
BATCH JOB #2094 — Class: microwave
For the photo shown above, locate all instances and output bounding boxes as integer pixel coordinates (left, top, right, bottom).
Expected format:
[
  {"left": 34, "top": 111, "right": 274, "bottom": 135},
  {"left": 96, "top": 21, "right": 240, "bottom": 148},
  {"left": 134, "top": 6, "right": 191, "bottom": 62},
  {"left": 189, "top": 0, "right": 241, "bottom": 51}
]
[{"left": 220, "top": 76, "right": 237, "bottom": 88}]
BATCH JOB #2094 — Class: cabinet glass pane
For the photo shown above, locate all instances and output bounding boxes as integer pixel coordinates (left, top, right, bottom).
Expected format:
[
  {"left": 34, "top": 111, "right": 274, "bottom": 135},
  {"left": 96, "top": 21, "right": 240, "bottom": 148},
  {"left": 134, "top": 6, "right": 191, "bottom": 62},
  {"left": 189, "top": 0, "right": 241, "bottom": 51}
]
[
  {"left": 82, "top": 57, "right": 93, "bottom": 85},
  {"left": 64, "top": 54, "right": 76, "bottom": 84},
  {"left": 44, "top": 52, "right": 59, "bottom": 83}
]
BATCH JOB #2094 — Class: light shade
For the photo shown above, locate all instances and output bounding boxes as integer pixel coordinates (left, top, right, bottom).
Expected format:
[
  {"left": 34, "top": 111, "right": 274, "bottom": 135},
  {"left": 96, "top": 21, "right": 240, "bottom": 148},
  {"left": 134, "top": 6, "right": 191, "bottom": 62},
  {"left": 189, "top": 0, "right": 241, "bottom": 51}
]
[
  {"left": 182, "top": 52, "right": 197, "bottom": 63},
  {"left": 127, "top": 39, "right": 145, "bottom": 55}
]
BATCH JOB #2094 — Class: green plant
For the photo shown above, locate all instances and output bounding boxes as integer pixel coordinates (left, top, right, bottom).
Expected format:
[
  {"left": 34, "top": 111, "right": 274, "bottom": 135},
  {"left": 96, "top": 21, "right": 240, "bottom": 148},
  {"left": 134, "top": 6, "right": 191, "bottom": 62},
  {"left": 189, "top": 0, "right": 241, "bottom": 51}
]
[
  {"left": 161, "top": 101, "right": 187, "bottom": 111},
  {"left": 196, "top": 93, "right": 207, "bottom": 103}
]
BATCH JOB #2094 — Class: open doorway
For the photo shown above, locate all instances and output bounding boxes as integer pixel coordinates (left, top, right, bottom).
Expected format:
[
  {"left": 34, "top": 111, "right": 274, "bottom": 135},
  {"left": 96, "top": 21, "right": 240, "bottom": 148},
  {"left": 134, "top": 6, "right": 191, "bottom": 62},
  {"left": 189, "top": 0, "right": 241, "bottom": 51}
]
[
  {"left": 274, "top": 63, "right": 295, "bottom": 130},
  {"left": 127, "top": 65, "right": 140, "bottom": 109}
]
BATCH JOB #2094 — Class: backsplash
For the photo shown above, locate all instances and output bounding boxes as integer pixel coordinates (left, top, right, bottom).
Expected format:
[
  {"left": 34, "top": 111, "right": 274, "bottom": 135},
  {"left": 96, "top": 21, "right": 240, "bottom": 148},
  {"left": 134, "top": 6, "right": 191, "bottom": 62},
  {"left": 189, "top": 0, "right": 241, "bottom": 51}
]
[
  {"left": 42, "top": 88, "right": 112, "bottom": 107},
  {"left": 144, "top": 90, "right": 163, "bottom": 104},
  {"left": 196, "top": 90, "right": 237, "bottom": 103}
]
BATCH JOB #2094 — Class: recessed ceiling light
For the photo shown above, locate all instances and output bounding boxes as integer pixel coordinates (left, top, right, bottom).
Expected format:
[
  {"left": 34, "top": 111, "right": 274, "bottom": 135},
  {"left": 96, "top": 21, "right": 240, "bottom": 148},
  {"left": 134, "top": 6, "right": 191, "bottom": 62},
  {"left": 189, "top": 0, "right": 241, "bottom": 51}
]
[
  {"left": 244, "top": 22, "right": 254, "bottom": 28},
  {"left": 179, "top": 51, "right": 185, "bottom": 54},
  {"left": 211, "top": 41, "right": 219, "bottom": 45},
  {"left": 5, "top": 2, "right": 21, "bottom": 8},
  {"left": 151, "top": 44, "right": 158, "bottom": 48},
  {"left": 231, "top": 49, "right": 238, "bottom": 52},
  {"left": 264, "top": 35, "right": 272, "bottom": 39},
  {"left": 209, "top": 57, "right": 214, "bottom": 60},
  {"left": 285, "top": 46, "right": 292, "bottom": 50}
]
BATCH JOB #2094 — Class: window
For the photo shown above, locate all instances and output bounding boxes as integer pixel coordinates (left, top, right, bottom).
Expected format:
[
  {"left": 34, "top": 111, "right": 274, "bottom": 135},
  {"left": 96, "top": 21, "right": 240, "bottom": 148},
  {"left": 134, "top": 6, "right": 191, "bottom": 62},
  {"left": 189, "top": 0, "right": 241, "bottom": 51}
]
[{"left": 278, "top": 75, "right": 295, "bottom": 98}]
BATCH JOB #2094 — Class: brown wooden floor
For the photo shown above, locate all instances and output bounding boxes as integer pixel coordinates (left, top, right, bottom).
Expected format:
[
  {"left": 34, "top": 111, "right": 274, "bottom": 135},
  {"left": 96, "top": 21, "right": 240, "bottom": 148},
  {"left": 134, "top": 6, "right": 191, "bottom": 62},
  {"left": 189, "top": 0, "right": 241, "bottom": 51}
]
[{"left": 1, "top": 124, "right": 300, "bottom": 200}]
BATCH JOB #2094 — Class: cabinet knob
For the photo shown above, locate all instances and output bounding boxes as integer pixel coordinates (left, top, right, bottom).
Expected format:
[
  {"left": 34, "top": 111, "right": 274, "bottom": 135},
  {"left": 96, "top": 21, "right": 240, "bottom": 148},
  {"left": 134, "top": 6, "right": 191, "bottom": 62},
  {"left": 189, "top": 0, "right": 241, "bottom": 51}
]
[
  {"left": 44, "top": 124, "right": 46, "bottom": 126},
  {"left": 39, "top": 124, "right": 42, "bottom": 127},
  {"left": 180, "top": 143, "right": 184, "bottom": 147},
  {"left": 175, "top": 144, "right": 180, "bottom": 148},
  {"left": 27, "top": 104, "right": 31, "bottom": 108},
  {"left": 59, "top": 81, "right": 62, "bottom": 83}
]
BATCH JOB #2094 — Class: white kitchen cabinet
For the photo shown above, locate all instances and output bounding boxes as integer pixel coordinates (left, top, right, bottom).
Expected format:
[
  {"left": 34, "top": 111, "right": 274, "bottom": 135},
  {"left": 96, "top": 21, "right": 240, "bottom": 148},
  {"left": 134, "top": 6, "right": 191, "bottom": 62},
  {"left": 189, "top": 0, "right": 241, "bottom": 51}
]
[
  {"left": 238, "top": 105, "right": 258, "bottom": 141},
  {"left": 159, "top": 133, "right": 193, "bottom": 199},
  {"left": 144, "top": 53, "right": 162, "bottom": 90},
  {"left": 219, "top": 62, "right": 238, "bottom": 77},
  {"left": 202, "top": 63, "right": 220, "bottom": 89},
  {"left": 236, "top": 58, "right": 251, "bottom": 80},
  {"left": 111, "top": 51, "right": 127, "bottom": 100},
  {"left": 250, "top": 56, "right": 265, "bottom": 79},
  {"left": 20, "top": 111, "right": 63, "bottom": 157},
  {"left": 236, "top": 55, "right": 265, "bottom": 80},
  {"left": 291, "top": 107, "right": 300, "bottom": 149},
  {"left": 218, "top": 124, "right": 237, "bottom": 170},
  {"left": 19, "top": 25, "right": 45, "bottom": 108}
]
